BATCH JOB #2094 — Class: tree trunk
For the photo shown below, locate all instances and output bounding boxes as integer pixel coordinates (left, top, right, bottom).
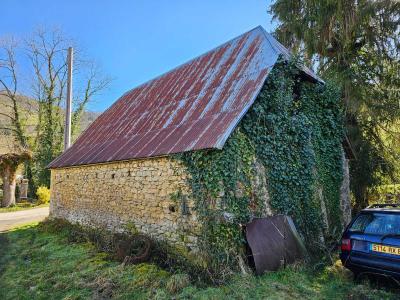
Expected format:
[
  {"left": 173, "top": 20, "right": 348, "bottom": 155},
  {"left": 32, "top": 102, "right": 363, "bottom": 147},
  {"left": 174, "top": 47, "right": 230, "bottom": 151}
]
[{"left": 1, "top": 166, "right": 16, "bottom": 207}]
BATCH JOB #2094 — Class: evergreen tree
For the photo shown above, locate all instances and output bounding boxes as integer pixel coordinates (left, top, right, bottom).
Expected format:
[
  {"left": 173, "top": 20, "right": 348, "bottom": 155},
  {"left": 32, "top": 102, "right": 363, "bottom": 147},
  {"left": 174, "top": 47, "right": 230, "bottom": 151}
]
[{"left": 270, "top": 0, "right": 400, "bottom": 209}]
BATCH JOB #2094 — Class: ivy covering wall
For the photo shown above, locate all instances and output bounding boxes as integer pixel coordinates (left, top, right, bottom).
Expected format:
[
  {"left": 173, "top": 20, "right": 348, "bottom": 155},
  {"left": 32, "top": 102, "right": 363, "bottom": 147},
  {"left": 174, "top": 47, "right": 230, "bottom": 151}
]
[{"left": 175, "top": 60, "right": 345, "bottom": 272}]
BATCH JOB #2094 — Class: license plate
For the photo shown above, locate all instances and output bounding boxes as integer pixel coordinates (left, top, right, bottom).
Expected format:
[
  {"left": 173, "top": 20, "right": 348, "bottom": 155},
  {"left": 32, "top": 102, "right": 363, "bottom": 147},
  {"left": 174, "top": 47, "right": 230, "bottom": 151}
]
[{"left": 371, "top": 243, "right": 400, "bottom": 256}]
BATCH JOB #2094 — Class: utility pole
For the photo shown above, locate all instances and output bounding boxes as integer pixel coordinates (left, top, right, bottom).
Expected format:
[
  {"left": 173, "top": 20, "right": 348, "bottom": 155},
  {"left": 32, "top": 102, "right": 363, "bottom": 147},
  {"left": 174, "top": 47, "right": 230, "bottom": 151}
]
[{"left": 64, "top": 47, "right": 73, "bottom": 150}]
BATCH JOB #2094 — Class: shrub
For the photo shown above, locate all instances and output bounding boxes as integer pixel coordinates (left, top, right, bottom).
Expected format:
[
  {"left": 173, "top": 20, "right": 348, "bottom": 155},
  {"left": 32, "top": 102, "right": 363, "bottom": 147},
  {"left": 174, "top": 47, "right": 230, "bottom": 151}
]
[{"left": 36, "top": 186, "right": 50, "bottom": 204}]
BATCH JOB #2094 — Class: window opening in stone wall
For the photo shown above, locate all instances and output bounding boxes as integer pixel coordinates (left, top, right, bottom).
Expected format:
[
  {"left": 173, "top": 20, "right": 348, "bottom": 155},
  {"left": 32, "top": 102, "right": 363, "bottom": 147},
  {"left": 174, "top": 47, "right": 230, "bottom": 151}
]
[
  {"left": 180, "top": 195, "right": 190, "bottom": 216},
  {"left": 169, "top": 205, "right": 176, "bottom": 213}
]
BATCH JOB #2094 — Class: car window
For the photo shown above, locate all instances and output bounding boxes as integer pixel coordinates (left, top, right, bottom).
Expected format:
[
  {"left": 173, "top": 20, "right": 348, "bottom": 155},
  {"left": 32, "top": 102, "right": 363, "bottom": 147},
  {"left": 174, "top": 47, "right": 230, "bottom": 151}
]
[{"left": 349, "top": 213, "right": 400, "bottom": 235}]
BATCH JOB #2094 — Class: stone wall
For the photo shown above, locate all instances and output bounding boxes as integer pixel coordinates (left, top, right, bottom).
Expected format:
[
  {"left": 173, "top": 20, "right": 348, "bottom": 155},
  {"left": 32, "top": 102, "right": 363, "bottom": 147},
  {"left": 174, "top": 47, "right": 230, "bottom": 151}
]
[
  {"left": 50, "top": 157, "right": 199, "bottom": 252},
  {"left": 50, "top": 149, "right": 352, "bottom": 255}
]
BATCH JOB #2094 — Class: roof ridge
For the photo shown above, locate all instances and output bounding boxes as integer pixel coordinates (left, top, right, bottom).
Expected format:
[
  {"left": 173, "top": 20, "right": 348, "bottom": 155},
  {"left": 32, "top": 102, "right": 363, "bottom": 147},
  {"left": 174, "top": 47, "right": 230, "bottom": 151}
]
[
  {"left": 258, "top": 27, "right": 281, "bottom": 57},
  {"left": 258, "top": 27, "right": 324, "bottom": 83}
]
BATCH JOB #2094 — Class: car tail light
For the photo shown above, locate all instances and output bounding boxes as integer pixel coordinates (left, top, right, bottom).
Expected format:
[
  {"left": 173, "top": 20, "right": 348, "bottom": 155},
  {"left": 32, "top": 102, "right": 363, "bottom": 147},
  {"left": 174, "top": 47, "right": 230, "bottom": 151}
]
[{"left": 341, "top": 238, "right": 351, "bottom": 252}]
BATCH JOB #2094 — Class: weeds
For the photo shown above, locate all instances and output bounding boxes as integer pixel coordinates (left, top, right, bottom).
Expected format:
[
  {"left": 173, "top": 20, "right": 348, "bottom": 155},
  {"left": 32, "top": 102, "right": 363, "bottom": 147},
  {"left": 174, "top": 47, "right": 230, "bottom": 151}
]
[
  {"left": 39, "top": 219, "right": 210, "bottom": 283},
  {"left": 0, "top": 221, "right": 397, "bottom": 299},
  {"left": 166, "top": 273, "right": 191, "bottom": 294}
]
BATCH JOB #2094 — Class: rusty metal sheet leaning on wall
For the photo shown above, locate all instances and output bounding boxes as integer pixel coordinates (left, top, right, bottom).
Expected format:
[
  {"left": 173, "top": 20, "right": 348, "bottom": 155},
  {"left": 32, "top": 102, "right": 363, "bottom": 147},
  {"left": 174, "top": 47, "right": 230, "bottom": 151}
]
[{"left": 246, "top": 215, "right": 307, "bottom": 275}]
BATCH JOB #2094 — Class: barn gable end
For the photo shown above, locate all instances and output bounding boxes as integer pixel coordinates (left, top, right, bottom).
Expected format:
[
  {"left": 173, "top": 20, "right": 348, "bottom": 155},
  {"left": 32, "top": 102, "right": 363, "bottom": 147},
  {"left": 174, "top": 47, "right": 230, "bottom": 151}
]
[
  {"left": 49, "top": 27, "right": 349, "bottom": 265},
  {"left": 48, "top": 26, "right": 320, "bottom": 169}
]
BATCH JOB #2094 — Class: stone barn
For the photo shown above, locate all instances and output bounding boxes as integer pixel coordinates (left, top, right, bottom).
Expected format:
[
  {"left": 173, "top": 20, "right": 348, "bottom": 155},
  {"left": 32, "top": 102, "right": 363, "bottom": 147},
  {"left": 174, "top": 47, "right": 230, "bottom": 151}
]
[{"left": 48, "top": 26, "right": 352, "bottom": 260}]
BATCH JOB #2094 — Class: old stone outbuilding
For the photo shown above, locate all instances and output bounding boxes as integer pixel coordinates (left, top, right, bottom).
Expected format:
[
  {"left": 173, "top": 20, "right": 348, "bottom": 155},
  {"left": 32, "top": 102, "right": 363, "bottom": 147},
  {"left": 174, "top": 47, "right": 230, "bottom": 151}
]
[{"left": 49, "top": 26, "right": 352, "bottom": 258}]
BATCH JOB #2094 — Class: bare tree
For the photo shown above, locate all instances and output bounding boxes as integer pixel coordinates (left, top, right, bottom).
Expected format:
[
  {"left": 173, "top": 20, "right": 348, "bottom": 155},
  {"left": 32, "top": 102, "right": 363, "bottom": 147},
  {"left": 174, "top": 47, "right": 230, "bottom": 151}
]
[
  {"left": 0, "top": 28, "right": 111, "bottom": 197},
  {"left": 0, "top": 38, "right": 28, "bottom": 148},
  {"left": 71, "top": 61, "right": 110, "bottom": 138}
]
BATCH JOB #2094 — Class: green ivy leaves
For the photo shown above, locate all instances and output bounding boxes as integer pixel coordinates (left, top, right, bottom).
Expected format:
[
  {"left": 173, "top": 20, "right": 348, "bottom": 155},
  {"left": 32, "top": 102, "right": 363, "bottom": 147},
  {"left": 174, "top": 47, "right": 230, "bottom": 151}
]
[{"left": 175, "top": 59, "right": 344, "bottom": 270}]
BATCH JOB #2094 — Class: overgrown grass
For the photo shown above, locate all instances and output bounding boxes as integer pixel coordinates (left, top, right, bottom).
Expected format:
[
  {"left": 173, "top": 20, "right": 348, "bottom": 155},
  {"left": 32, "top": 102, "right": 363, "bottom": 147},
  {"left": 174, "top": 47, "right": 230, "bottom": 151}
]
[
  {"left": 0, "top": 222, "right": 397, "bottom": 299},
  {"left": 0, "top": 202, "right": 48, "bottom": 213}
]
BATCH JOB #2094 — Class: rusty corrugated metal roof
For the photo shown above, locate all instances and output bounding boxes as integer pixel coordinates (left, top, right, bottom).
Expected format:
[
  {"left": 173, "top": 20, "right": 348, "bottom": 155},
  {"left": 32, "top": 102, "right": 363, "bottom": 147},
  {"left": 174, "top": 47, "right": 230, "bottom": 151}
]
[{"left": 49, "top": 26, "right": 321, "bottom": 168}]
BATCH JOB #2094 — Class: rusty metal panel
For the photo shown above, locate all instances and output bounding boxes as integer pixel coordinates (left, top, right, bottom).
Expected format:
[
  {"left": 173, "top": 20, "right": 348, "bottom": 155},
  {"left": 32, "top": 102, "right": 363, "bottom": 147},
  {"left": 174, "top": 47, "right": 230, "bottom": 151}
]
[
  {"left": 246, "top": 216, "right": 306, "bottom": 275},
  {"left": 48, "top": 26, "right": 321, "bottom": 168}
]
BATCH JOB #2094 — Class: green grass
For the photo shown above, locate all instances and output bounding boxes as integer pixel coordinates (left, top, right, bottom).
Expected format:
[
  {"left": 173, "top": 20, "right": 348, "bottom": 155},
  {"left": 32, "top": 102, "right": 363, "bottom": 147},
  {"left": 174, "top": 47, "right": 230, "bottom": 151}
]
[
  {"left": 0, "top": 202, "right": 49, "bottom": 213},
  {"left": 0, "top": 223, "right": 397, "bottom": 300}
]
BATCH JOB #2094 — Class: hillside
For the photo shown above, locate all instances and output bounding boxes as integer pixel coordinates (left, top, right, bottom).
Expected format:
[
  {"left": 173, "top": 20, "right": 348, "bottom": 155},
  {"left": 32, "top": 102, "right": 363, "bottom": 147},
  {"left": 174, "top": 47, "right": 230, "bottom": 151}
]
[{"left": 0, "top": 94, "right": 100, "bottom": 155}]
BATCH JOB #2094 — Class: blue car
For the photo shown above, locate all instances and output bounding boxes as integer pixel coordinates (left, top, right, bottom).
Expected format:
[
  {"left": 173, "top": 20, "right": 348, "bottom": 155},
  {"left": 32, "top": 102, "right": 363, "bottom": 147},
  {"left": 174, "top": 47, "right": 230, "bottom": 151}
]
[{"left": 340, "top": 204, "right": 400, "bottom": 280}]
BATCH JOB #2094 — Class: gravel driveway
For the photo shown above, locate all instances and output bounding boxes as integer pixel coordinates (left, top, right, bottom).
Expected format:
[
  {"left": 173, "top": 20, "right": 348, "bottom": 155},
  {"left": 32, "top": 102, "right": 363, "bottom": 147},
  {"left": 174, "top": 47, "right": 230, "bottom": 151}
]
[{"left": 0, "top": 207, "right": 49, "bottom": 232}]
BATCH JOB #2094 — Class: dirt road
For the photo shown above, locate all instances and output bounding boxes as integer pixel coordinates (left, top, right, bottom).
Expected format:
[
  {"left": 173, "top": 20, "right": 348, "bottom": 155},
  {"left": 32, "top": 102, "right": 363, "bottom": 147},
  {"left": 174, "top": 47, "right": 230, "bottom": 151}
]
[{"left": 0, "top": 207, "right": 49, "bottom": 232}]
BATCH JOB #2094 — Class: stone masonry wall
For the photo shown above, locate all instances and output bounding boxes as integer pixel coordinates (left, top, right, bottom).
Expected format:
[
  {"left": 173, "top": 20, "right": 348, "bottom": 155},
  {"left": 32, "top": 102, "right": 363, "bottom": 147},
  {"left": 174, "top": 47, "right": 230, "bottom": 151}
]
[
  {"left": 50, "top": 157, "right": 199, "bottom": 252},
  {"left": 50, "top": 150, "right": 352, "bottom": 256}
]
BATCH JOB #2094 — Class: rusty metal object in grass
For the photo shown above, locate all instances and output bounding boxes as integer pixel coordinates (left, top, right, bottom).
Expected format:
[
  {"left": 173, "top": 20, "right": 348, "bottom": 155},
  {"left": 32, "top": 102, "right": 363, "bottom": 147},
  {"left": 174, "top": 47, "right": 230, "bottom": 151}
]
[{"left": 114, "top": 234, "right": 152, "bottom": 264}]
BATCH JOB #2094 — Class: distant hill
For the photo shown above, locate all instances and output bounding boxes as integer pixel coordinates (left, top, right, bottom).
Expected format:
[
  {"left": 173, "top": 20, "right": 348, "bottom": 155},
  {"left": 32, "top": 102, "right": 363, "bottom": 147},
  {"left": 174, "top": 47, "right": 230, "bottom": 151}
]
[
  {"left": 0, "top": 93, "right": 100, "bottom": 155},
  {"left": 80, "top": 110, "right": 101, "bottom": 131}
]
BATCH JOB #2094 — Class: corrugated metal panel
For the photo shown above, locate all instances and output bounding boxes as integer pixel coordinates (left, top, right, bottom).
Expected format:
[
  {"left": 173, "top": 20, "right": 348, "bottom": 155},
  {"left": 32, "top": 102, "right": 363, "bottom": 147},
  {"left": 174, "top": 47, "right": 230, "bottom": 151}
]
[
  {"left": 49, "top": 26, "right": 321, "bottom": 168},
  {"left": 246, "top": 216, "right": 306, "bottom": 274}
]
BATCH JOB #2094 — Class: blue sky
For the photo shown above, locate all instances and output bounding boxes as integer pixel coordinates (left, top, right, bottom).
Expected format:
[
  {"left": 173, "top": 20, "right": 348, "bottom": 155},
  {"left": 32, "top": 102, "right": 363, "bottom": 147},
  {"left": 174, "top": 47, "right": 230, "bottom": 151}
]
[{"left": 1, "top": 1, "right": 275, "bottom": 111}]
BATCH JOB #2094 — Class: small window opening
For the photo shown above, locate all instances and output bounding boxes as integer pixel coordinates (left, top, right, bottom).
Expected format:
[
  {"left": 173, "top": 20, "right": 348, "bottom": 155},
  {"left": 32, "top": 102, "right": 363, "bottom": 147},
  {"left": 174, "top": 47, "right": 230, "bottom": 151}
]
[
  {"left": 181, "top": 196, "right": 190, "bottom": 216},
  {"left": 293, "top": 75, "right": 302, "bottom": 101},
  {"left": 168, "top": 205, "right": 176, "bottom": 213}
]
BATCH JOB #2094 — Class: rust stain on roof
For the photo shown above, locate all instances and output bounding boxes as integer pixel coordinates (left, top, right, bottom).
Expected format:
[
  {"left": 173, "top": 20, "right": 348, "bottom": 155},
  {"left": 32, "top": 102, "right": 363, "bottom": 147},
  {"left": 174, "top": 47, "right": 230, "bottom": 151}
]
[{"left": 49, "top": 26, "right": 321, "bottom": 168}]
